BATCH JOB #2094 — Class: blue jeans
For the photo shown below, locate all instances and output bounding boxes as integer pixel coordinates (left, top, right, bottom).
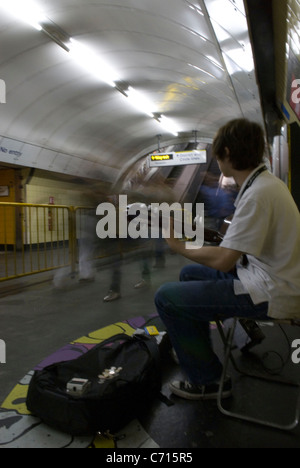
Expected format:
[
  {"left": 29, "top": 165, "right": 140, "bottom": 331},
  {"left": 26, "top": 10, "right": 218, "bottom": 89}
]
[{"left": 155, "top": 264, "right": 268, "bottom": 385}]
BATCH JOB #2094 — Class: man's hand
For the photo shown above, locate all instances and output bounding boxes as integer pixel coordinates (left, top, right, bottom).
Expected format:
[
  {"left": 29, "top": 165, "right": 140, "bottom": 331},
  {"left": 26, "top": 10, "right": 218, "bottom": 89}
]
[
  {"left": 163, "top": 216, "right": 186, "bottom": 254},
  {"left": 163, "top": 216, "right": 243, "bottom": 273}
]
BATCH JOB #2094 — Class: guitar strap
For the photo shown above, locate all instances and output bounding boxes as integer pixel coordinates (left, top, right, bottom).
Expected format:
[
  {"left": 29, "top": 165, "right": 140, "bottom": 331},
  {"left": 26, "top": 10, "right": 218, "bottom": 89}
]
[{"left": 239, "top": 165, "right": 268, "bottom": 200}]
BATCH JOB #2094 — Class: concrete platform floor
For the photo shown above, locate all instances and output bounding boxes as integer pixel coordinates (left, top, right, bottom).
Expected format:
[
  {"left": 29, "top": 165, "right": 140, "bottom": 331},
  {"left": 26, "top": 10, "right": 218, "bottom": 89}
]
[{"left": 0, "top": 251, "right": 300, "bottom": 448}]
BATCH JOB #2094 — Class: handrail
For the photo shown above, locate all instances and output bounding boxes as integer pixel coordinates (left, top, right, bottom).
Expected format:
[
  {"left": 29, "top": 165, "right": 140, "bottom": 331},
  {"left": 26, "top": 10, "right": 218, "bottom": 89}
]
[
  {"left": 0, "top": 202, "right": 154, "bottom": 283},
  {"left": 0, "top": 202, "right": 71, "bottom": 209},
  {"left": 0, "top": 202, "right": 75, "bottom": 282}
]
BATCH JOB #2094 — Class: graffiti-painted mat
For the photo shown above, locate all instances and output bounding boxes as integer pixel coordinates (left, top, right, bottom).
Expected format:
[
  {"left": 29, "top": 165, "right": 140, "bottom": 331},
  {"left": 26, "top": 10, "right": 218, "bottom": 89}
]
[{"left": 0, "top": 316, "right": 160, "bottom": 448}]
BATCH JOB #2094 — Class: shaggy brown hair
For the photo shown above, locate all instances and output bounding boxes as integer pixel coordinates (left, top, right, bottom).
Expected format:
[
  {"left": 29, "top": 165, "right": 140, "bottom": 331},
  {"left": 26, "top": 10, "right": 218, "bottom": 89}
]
[{"left": 212, "top": 119, "right": 265, "bottom": 171}]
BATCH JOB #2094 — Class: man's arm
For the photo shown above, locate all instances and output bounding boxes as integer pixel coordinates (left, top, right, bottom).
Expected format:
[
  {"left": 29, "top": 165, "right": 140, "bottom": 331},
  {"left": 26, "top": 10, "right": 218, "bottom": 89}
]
[{"left": 165, "top": 221, "right": 243, "bottom": 273}]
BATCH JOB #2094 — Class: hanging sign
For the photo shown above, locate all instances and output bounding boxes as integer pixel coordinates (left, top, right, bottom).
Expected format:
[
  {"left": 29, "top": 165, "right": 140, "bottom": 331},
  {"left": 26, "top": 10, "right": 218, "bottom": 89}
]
[{"left": 149, "top": 150, "right": 206, "bottom": 167}]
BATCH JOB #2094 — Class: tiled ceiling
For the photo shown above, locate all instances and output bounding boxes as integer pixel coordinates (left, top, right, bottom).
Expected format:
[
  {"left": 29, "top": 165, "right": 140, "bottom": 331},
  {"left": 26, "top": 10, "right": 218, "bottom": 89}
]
[{"left": 0, "top": 0, "right": 265, "bottom": 181}]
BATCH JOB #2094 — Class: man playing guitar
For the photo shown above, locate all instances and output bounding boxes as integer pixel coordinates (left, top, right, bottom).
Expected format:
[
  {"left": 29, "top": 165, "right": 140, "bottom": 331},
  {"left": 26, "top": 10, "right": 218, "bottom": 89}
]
[{"left": 155, "top": 118, "right": 300, "bottom": 400}]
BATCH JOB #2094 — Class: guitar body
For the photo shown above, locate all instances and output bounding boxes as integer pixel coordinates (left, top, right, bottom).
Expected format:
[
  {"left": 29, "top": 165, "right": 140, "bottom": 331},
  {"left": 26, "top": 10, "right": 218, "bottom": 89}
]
[
  {"left": 125, "top": 202, "right": 233, "bottom": 246},
  {"left": 204, "top": 215, "right": 233, "bottom": 245}
]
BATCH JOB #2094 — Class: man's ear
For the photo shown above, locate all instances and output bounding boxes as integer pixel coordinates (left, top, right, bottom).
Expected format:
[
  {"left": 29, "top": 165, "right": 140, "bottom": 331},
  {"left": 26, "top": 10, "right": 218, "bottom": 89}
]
[{"left": 224, "top": 147, "right": 230, "bottom": 157}]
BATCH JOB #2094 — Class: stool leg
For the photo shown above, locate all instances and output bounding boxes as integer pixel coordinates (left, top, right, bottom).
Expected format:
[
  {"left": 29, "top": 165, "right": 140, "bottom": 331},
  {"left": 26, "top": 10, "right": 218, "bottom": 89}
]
[
  {"left": 216, "top": 317, "right": 243, "bottom": 374},
  {"left": 215, "top": 317, "right": 300, "bottom": 431},
  {"left": 217, "top": 317, "right": 237, "bottom": 416}
]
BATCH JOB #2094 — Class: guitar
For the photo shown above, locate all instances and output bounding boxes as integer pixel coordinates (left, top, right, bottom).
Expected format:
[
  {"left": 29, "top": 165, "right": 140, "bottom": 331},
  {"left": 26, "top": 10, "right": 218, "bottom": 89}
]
[
  {"left": 126, "top": 202, "right": 232, "bottom": 245},
  {"left": 204, "top": 216, "right": 232, "bottom": 245},
  {"left": 203, "top": 227, "right": 224, "bottom": 245}
]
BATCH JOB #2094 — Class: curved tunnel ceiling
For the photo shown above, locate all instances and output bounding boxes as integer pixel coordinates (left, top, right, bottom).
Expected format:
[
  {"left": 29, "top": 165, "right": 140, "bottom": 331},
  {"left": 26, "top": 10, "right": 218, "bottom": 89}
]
[{"left": 0, "top": 0, "right": 264, "bottom": 181}]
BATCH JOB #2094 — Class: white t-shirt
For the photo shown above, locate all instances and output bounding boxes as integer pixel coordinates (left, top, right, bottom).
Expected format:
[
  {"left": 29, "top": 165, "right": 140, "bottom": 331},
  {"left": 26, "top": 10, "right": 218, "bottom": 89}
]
[{"left": 220, "top": 165, "right": 300, "bottom": 319}]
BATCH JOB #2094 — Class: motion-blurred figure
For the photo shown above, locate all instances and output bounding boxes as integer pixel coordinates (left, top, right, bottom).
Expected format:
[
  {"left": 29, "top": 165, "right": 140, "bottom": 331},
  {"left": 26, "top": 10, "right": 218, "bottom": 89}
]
[
  {"left": 196, "top": 173, "right": 238, "bottom": 231},
  {"left": 78, "top": 208, "right": 97, "bottom": 282},
  {"left": 103, "top": 176, "right": 175, "bottom": 302}
]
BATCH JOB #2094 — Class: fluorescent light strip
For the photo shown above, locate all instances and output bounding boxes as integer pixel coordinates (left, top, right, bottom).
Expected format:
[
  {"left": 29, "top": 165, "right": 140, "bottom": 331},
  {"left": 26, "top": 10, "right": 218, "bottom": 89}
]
[
  {"left": 0, "top": 0, "right": 46, "bottom": 30},
  {"left": 0, "top": 0, "right": 181, "bottom": 136},
  {"left": 157, "top": 116, "right": 179, "bottom": 137},
  {"left": 68, "top": 39, "right": 118, "bottom": 88},
  {"left": 126, "top": 87, "right": 155, "bottom": 118},
  {"left": 68, "top": 40, "right": 180, "bottom": 134}
]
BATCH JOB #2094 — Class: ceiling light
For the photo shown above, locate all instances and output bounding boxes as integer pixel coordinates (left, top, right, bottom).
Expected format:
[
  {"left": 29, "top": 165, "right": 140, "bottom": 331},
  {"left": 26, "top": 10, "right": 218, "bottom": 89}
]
[
  {"left": 126, "top": 87, "right": 155, "bottom": 117},
  {"left": 0, "top": 3, "right": 181, "bottom": 138},
  {"left": 68, "top": 39, "right": 118, "bottom": 87},
  {"left": 0, "top": 0, "right": 46, "bottom": 31},
  {"left": 157, "top": 116, "right": 179, "bottom": 136}
]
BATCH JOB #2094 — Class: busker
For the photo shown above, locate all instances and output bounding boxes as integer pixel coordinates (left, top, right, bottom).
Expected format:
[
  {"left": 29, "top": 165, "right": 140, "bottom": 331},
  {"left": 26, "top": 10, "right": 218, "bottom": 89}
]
[{"left": 155, "top": 118, "right": 300, "bottom": 400}]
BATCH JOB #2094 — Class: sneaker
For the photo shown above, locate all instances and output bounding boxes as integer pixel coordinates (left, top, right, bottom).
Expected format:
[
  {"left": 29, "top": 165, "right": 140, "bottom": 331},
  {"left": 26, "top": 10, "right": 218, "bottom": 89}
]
[
  {"left": 169, "top": 377, "right": 232, "bottom": 401},
  {"left": 103, "top": 291, "right": 121, "bottom": 302},
  {"left": 134, "top": 279, "right": 151, "bottom": 289}
]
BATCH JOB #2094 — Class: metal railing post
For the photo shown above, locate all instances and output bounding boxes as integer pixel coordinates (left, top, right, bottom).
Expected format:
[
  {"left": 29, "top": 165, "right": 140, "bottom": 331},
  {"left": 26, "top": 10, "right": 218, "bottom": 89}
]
[{"left": 68, "top": 206, "right": 77, "bottom": 278}]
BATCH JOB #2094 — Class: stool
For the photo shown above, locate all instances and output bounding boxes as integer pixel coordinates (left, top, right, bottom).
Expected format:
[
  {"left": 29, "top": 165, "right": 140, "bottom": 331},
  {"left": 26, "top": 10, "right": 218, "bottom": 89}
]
[{"left": 215, "top": 316, "right": 300, "bottom": 431}]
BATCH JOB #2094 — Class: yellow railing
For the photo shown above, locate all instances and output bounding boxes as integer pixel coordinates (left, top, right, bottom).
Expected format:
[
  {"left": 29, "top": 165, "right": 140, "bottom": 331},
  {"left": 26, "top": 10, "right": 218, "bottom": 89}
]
[
  {"left": 0, "top": 203, "right": 80, "bottom": 282},
  {"left": 0, "top": 202, "right": 157, "bottom": 283}
]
